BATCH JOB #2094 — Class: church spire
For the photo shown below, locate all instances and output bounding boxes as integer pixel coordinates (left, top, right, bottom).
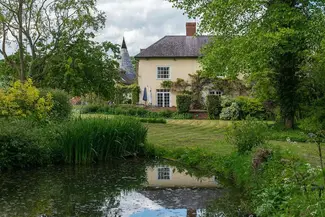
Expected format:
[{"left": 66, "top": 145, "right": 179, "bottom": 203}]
[{"left": 122, "top": 37, "right": 127, "bottom": 49}]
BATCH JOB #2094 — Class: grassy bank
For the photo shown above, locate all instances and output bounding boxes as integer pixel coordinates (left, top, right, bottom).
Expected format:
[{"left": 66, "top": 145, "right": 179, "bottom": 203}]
[
  {"left": 0, "top": 117, "right": 149, "bottom": 170},
  {"left": 150, "top": 144, "right": 325, "bottom": 216}
]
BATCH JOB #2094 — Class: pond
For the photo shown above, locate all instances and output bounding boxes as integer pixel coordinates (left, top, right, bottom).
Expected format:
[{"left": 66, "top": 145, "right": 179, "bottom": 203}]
[{"left": 0, "top": 160, "right": 243, "bottom": 217}]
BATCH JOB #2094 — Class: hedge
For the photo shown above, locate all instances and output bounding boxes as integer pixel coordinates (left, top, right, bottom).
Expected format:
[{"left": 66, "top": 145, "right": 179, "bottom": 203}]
[
  {"left": 176, "top": 95, "right": 192, "bottom": 113},
  {"left": 206, "top": 95, "right": 221, "bottom": 119}
]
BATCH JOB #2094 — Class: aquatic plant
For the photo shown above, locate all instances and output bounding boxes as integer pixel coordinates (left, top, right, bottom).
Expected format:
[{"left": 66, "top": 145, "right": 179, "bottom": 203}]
[{"left": 59, "top": 117, "right": 148, "bottom": 164}]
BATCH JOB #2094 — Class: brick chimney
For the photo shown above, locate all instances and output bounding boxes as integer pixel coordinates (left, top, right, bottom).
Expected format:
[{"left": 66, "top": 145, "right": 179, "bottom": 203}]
[{"left": 186, "top": 22, "right": 196, "bottom": 36}]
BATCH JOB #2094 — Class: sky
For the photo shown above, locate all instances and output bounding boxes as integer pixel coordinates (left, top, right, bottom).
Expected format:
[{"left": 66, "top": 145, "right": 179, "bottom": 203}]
[{"left": 95, "top": 0, "right": 194, "bottom": 56}]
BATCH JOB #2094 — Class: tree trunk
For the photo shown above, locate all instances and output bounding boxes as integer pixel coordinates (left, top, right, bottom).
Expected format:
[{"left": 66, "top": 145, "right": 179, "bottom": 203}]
[
  {"left": 285, "top": 117, "right": 294, "bottom": 129},
  {"left": 18, "top": 0, "right": 25, "bottom": 82}
]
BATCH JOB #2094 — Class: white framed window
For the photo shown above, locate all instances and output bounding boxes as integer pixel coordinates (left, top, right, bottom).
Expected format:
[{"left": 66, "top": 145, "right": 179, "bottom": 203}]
[
  {"left": 209, "top": 90, "right": 223, "bottom": 96},
  {"left": 157, "top": 67, "right": 170, "bottom": 79},
  {"left": 157, "top": 167, "right": 171, "bottom": 180},
  {"left": 156, "top": 89, "right": 170, "bottom": 107}
]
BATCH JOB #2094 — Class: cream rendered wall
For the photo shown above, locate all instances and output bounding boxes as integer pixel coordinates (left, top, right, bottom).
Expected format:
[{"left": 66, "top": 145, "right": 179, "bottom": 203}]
[
  {"left": 138, "top": 58, "right": 200, "bottom": 107},
  {"left": 146, "top": 167, "right": 218, "bottom": 188}
]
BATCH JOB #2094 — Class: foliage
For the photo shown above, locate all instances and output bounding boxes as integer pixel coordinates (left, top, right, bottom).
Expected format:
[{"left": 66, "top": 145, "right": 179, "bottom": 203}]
[
  {"left": 212, "top": 77, "right": 248, "bottom": 97},
  {"left": 169, "top": 0, "right": 325, "bottom": 128},
  {"left": 176, "top": 94, "right": 191, "bottom": 113},
  {"left": 131, "top": 85, "right": 141, "bottom": 105},
  {"left": 0, "top": 119, "right": 63, "bottom": 171},
  {"left": 227, "top": 118, "right": 268, "bottom": 154},
  {"left": 40, "top": 89, "right": 72, "bottom": 120},
  {"left": 160, "top": 80, "right": 173, "bottom": 89},
  {"left": 206, "top": 95, "right": 221, "bottom": 120},
  {"left": 153, "top": 143, "right": 325, "bottom": 216},
  {"left": 235, "top": 96, "right": 265, "bottom": 119},
  {"left": 0, "top": 0, "right": 106, "bottom": 81},
  {"left": 219, "top": 102, "right": 240, "bottom": 120},
  {"left": 221, "top": 96, "right": 235, "bottom": 108},
  {"left": 0, "top": 79, "right": 53, "bottom": 120},
  {"left": 171, "top": 112, "right": 193, "bottom": 120},
  {"left": 189, "top": 71, "right": 210, "bottom": 109},
  {"left": 115, "top": 84, "right": 140, "bottom": 105},
  {"left": 138, "top": 118, "right": 167, "bottom": 124},
  {"left": 59, "top": 117, "right": 148, "bottom": 164},
  {"left": 35, "top": 37, "right": 119, "bottom": 98}
]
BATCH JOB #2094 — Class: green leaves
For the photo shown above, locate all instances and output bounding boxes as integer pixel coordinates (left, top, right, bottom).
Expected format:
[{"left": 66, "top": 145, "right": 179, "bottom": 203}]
[{"left": 171, "top": 0, "right": 325, "bottom": 128}]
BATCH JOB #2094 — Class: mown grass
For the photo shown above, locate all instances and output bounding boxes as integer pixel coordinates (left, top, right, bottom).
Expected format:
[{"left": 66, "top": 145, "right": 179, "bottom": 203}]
[
  {"left": 145, "top": 119, "right": 324, "bottom": 165},
  {"left": 79, "top": 114, "right": 324, "bottom": 165}
]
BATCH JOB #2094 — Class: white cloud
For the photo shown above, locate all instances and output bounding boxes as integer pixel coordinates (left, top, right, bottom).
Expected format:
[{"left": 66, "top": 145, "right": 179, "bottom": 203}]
[{"left": 95, "top": 0, "right": 194, "bottom": 55}]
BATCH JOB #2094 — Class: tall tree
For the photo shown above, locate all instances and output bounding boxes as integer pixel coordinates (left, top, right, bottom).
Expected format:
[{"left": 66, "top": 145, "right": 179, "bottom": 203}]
[
  {"left": 33, "top": 32, "right": 120, "bottom": 99},
  {"left": 0, "top": 0, "right": 105, "bottom": 81},
  {"left": 169, "top": 0, "right": 325, "bottom": 128}
]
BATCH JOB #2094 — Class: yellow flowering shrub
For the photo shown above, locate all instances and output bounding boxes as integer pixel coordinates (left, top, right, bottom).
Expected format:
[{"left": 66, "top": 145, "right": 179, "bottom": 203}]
[{"left": 0, "top": 79, "right": 53, "bottom": 119}]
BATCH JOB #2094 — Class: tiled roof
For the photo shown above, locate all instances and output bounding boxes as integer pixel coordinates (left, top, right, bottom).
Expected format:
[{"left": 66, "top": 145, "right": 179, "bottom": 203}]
[
  {"left": 135, "top": 36, "right": 211, "bottom": 58},
  {"left": 118, "top": 37, "right": 136, "bottom": 84}
]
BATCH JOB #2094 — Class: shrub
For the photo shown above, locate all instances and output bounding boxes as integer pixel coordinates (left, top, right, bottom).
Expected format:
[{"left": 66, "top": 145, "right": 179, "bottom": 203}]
[
  {"left": 206, "top": 95, "right": 222, "bottom": 119},
  {"left": 176, "top": 94, "right": 191, "bottom": 113},
  {"left": 139, "top": 118, "right": 167, "bottom": 124},
  {"left": 0, "top": 119, "right": 62, "bottom": 171},
  {"left": 158, "top": 109, "right": 173, "bottom": 118},
  {"left": 227, "top": 118, "right": 268, "bottom": 154},
  {"left": 131, "top": 86, "right": 140, "bottom": 105},
  {"left": 220, "top": 102, "right": 240, "bottom": 120},
  {"left": 235, "top": 96, "right": 265, "bottom": 119},
  {"left": 221, "top": 96, "right": 235, "bottom": 107},
  {"left": 171, "top": 112, "right": 193, "bottom": 119},
  {"left": 41, "top": 89, "right": 72, "bottom": 120},
  {"left": 59, "top": 117, "right": 148, "bottom": 164},
  {"left": 80, "top": 104, "right": 103, "bottom": 113},
  {"left": 0, "top": 79, "right": 53, "bottom": 120}
]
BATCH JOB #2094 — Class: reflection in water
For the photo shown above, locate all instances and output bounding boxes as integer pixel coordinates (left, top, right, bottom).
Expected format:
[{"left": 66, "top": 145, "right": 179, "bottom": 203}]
[{"left": 0, "top": 160, "right": 243, "bottom": 217}]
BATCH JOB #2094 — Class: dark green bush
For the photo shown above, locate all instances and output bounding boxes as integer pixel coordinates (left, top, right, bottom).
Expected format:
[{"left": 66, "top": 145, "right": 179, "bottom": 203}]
[
  {"left": 235, "top": 96, "right": 265, "bottom": 119},
  {"left": 139, "top": 118, "right": 167, "bottom": 124},
  {"left": 131, "top": 86, "right": 140, "bottom": 105},
  {"left": 207, "top": 95, "right": 222, "bottom": 119},
  {"left": 0, "top": 119, "right": 63, "bottom": 171},
  {"left": 58, "top": 117, "right": 148, "bottom": 164},
  {"left": 80, "top": 104, "right": 99, "bottom": 113},
  {"left": 176, "top": 94, "right": 192, "bottom": 113},
  {"left": 171, "top": 112, "right": 193, "bottom": 119},
  {"left": 227, "top": 118, "right": 268, "bottom": 154},
  {"left": 158, "top": 109, "right": 173, "bottom": 118},
  {"left": 79, "top": 104, "right": 194, "bottom": 120},
  {"left": 47, "top": 89, "right": 72, "bottom": 120}
]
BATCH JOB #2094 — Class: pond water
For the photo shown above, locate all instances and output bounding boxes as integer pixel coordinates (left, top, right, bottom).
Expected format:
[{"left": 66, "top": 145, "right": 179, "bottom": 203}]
[{"left": 0, "top": 160, "right": 243, "bottom": 217}]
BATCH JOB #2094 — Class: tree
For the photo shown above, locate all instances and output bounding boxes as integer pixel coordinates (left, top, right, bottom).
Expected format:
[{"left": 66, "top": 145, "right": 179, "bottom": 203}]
[
  {"left": 33, "top": 33, "right": 120, "bottom": 99},
  {"left": 0, "top": 0, "right": 105, "bottom": 81},
  {"left": 169, "top": 0, "right": 325, "bottom": 128}
]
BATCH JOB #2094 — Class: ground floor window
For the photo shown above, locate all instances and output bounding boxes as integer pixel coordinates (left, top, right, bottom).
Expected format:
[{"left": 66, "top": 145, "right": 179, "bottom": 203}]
[
  {"left": 157, "top": 167, "right": 171, "bottom": 180},
  {"left": 156, "top": 89, "right": 170, "bottom": 107},
  {"left": 209, "top": 90, "right": 223, "bottom": 96}
]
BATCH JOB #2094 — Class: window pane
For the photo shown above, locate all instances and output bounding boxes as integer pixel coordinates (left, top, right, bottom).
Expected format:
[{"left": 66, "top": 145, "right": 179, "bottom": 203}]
[
  {"left": 157, "top": 67, "right": 169, "bottom": 79},
  {"left": 158, "top": 167, "right": 170, "bottom": 180}
]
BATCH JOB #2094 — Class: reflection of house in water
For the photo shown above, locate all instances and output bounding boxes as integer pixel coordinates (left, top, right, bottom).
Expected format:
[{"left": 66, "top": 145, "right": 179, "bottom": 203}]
[
  {"left": 145, "top": 165, "right": 219, "bottom": 188},
  {"left": 102, "top": 165, "right": 224, "bottom": 217}
]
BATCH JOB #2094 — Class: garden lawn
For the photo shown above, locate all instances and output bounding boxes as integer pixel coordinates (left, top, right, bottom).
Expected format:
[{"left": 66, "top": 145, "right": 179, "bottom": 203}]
[
  {"left": 79, "top": 114, "right": 324, "bottom": 165},
  {"left": 146, "top": 119, "right": 234, "bottom": 156},
  {"left": 146, "top": 119, "right": 324, "bottom": 165}
]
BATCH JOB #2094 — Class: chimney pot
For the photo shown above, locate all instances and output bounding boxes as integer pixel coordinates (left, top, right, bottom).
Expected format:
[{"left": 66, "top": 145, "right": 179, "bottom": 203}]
[{"left": 186, "top": 22, "right": 196, "bottom": 36}]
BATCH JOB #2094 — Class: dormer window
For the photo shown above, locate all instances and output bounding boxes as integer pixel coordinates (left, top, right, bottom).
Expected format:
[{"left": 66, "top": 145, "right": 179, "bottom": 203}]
[{"left": 157, "top": 67, "right": 170, "bottom": 79}]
